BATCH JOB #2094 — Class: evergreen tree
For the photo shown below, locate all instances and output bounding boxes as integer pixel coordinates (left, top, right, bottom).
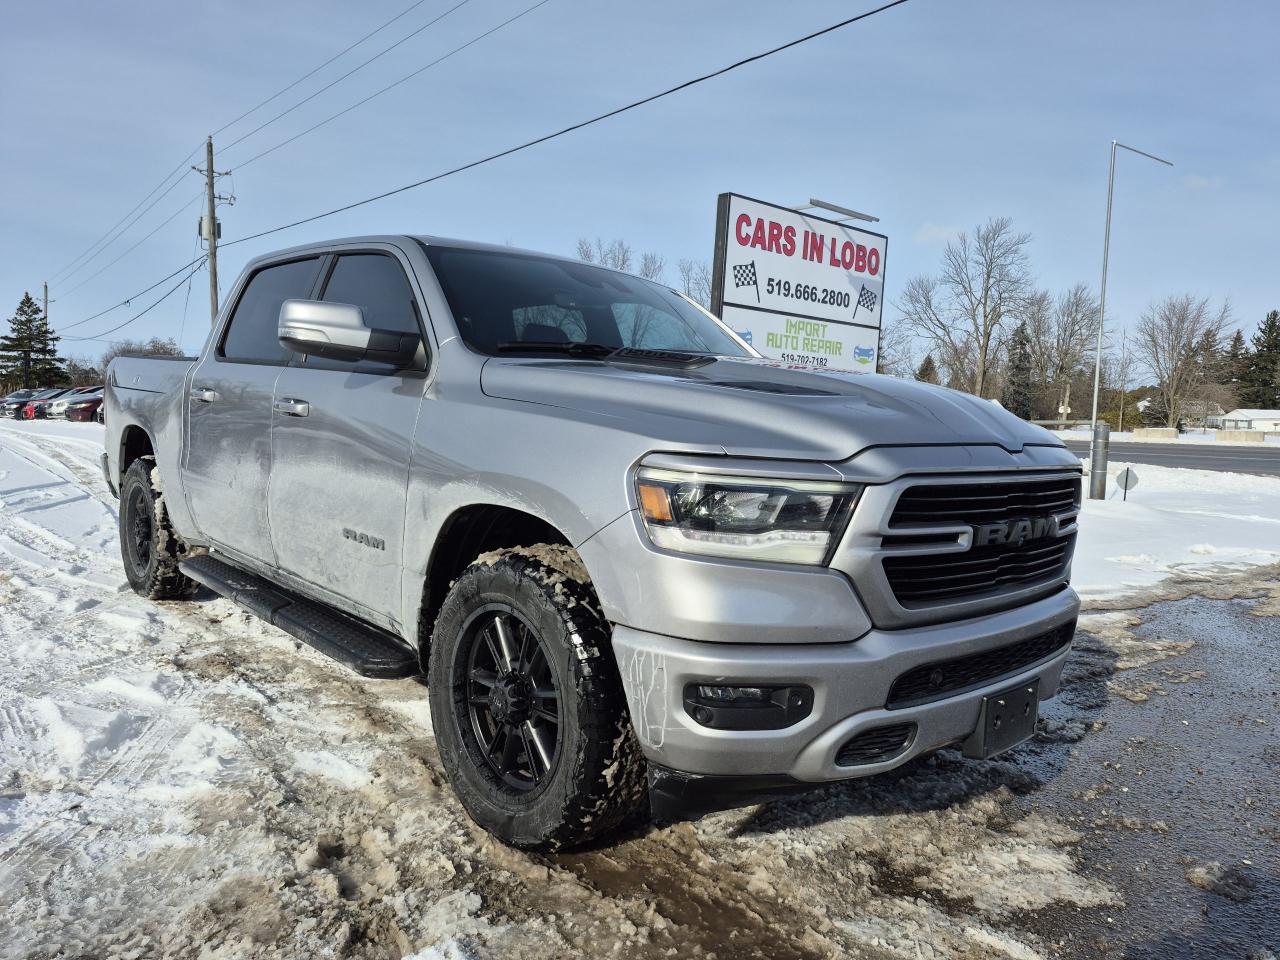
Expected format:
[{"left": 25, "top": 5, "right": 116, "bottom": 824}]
[
  {"left": 0, "top": 292, "right": 65, "bottom": 388},
  {"left": 1194, "top": 327, "right": 1226, "bottom": 384},
  {"left": 1001, "top": 322, "right": 1034, "bottom": 420},
  {"left": 914, "top": 353, "right": 940, "bottom": 385},
  {"left": 1223, "top": 328, "right": 1250, "bottom": 391},
  {"left": 1240, "top": 310, "right": 1280, "bottom": 408}
]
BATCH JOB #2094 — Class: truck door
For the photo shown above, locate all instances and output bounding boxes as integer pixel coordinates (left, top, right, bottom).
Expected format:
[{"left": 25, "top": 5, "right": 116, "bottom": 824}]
[
  {"left": 183, "top": 256, "right": 325, "bottom": 565},
  {"left": 267, "top": 249, "right": 428, "bottom": 627}
]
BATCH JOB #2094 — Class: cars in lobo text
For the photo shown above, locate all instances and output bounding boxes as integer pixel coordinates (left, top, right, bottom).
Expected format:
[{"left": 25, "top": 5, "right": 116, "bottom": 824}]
[{"left": 103, "top": 235, "right": 1082, "bottom": 849}]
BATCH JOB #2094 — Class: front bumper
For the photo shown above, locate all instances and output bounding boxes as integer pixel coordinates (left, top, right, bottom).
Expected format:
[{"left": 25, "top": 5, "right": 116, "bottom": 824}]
[{"left": 612, "top": 586, "right": 1078, "bottom": 783}]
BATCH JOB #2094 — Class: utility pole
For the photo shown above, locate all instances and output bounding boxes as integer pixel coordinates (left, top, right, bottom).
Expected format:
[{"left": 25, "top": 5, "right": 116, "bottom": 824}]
[
  {"left": 194, "top": 136, "right": 234, "bottom": 326},
  {"left": 42, "top": 282, "right": 48, "bottom": 325},
  {"left": 203, "top": 136, "right": 220, "bottom": 326}
]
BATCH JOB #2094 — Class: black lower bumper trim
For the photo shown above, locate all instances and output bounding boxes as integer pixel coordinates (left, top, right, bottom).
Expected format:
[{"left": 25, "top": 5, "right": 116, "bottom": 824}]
[{"left": 647, "top": 764, "right": 814, "bottom": 822}]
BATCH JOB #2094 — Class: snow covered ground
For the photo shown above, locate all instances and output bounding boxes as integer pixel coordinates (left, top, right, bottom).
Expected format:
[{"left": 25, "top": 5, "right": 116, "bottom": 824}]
[
  {"left": 1073, "top": 458, "right": 1280, "bottom": 600},
  {"left": 1, "top": 420, "right": 1276, "bottom": 960}
]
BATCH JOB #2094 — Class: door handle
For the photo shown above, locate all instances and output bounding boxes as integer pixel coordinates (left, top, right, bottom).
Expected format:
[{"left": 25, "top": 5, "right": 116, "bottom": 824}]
[
  {"left": 191, "top": 388, "right": 221, "bottom": 403},
  {"left": 273, "top": 398, "right": 310, "bottom": 417}
]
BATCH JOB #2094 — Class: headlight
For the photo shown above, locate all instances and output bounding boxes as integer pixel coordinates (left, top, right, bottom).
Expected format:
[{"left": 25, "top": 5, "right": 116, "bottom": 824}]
[{"left": 634, "top": 467, "right": 861, "bottom": 565}]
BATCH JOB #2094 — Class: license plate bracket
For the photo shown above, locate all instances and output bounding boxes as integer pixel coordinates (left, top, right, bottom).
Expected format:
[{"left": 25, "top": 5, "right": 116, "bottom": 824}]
[{"left": 961, "top": 679, "right": 1040, "bottom": 760}]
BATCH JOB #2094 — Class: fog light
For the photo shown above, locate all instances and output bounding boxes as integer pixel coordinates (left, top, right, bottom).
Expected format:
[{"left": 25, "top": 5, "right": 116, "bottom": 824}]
[
  {"left": 696, "top": 685, "right": 770, "bottom": 702},
  {"left": 683, "top": 683, "right": 814, "bottom": 730}
]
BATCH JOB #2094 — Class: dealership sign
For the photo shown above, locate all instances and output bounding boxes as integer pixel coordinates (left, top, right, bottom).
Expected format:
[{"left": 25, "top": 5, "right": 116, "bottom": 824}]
[{"left": 711, "top": 193, "right": 888, "bottom": 372}]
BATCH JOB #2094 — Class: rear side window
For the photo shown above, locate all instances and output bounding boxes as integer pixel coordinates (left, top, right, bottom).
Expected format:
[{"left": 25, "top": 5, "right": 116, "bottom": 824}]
[
  {"left": 221, "top": 257, "right": 323, "bottom": 363},
  {"left": 321, "top": 254, "right": 419, "bottom": 333}
]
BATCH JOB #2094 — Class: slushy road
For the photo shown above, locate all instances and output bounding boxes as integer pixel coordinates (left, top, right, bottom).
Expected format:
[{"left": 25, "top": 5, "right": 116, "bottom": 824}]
[{"left": 1062, "top": 439, "right": 1280, "bottom": 476}]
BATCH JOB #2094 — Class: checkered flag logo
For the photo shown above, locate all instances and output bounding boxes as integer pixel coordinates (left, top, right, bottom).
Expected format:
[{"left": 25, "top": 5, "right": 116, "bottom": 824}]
[
  {"left": 732, "top": 261, "right": 760, "bottom": 303},
  {"left": 852, "top": 284, "right": 878, "bottom": 320}
]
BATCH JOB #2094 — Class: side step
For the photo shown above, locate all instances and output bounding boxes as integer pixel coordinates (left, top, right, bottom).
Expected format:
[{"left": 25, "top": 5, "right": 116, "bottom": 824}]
[{"left": 180, "top": 554, "right": 420, "bottom": 679}]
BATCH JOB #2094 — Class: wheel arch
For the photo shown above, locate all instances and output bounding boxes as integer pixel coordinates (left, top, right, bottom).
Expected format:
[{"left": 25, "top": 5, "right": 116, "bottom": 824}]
[
  {"left": 118, "top": 423, "right": 156, "bottom": 486},
  {"left": 416, "top": 503, "right": 577, "bottom": 669}
]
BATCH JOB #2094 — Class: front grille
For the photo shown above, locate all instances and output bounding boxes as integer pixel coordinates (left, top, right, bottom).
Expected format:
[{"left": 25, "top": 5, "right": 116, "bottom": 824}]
[
  {"left": 835, "top": 722, "right": 916, "bottom": 766},
  {"left": 889, "top": 476, "right": 1081, "bottom": 528},
  {"left": 884, "top": 533, "right": 1075, "bottom": 605},
  {"left": 881, "top": 474, "right": 1080, "bottom": 607},
  {"left": 886, "top": 623, "right": 1074, "bottom": 709}
]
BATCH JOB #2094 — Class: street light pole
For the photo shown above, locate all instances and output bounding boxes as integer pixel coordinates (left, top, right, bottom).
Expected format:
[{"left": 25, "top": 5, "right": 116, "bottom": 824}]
[
  {"left": 1089, "top": 140, "right": 1174, "bottom": 430},
  {"left": 1087, "top": 140, "right": 1173, "bottom": 501}
]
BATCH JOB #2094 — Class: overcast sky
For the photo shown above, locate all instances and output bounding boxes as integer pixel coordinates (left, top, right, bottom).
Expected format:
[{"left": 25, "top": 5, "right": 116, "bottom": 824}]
[{"left": 2, "top": 0, "right": 1276, "bottom": 360}]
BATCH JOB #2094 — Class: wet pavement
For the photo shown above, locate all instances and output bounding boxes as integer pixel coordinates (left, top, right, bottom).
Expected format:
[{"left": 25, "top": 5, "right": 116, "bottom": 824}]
[{"left": 1021, "top": 596, "right": 1279, "bottom": 958}]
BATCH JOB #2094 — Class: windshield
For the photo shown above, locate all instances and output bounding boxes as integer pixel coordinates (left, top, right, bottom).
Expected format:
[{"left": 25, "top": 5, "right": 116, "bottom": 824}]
[{"left": 422, "top": 245, "right": 754, "bottom": 358}]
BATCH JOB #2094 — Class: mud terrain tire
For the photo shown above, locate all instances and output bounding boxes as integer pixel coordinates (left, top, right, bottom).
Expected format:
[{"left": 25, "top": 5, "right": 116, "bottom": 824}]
[
  {"left": 119, "top": 457, "right": 196, "bottom": 600},
  {"left": 428, "top": 545, "right": 645, "bottom": 850}
]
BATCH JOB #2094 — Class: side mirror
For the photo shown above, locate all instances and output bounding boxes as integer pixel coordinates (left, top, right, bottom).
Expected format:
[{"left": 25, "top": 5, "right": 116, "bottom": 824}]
[{"left": 278, "top": 299, "right": 422, "bottom": 368}]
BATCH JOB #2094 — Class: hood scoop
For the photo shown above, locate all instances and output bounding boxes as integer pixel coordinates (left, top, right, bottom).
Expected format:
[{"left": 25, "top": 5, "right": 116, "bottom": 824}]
[{"left": 690, "top": 378, "right": 840, "bottom": 396}]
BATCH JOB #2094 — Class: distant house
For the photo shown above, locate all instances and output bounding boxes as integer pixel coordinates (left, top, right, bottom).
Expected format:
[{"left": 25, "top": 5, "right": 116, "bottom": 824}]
[
  {"left": 1221, "top": 408, "right": 1280, "bottom": 431},
  {"left": 1182, "top": 400, "right": 1226, "bottom": 428}
]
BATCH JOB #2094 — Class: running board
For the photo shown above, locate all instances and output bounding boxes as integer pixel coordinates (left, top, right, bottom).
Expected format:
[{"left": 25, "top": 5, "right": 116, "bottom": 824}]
[{"left": 180, "top": 554, "right": 420, "bottom": 679}]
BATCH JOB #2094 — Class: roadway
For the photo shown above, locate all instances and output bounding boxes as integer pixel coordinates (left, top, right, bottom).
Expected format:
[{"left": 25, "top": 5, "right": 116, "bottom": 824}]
[{"left": 1061, "top": 439, "right": 1280, "bottom": 476}]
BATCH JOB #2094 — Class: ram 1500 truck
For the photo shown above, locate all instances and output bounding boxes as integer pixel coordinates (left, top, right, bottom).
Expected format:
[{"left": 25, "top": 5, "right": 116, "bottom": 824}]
[{"left": 104, "top": 235, "right": 1082, "bottom": 849}]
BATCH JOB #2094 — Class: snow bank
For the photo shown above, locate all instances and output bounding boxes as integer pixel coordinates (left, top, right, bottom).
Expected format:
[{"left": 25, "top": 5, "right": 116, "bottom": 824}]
[{"left": 1073, "top": 460, "right": 1280, "bottom": 601}]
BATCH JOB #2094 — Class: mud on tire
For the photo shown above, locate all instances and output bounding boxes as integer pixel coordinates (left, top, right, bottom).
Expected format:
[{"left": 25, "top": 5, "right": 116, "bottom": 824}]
[
  {"left": 428, "top": 545, "right": 646, "bottom": 850},
  {"left": 119, "top": 457, "right": 197, "bottom": 600}
]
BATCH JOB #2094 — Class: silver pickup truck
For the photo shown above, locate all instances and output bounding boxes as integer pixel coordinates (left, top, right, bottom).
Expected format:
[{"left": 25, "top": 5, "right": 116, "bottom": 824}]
[{"left": 104, "top": 235, "right": 1081, "bottom": 849}]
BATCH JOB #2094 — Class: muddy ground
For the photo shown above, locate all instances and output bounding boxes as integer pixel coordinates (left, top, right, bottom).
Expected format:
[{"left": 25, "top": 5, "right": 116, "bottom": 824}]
[{"left": 0, "top": 423, "right": 1276, "bottom": 960}]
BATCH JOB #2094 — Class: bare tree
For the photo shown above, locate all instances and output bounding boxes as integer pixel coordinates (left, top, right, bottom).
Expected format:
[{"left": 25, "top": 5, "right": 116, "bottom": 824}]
[
  {"left": 100, "top": 337, "right": 183, "bottom": 369},
  {"left": 896, "top": 217, "right": 1033, "bottom": 397},
  {"left": 676, "top": 259, "right": 713, "bottom": 308},
  {"left": 876, "top": 318, "right": 917, "bottom": 377},
  {"left": 1025, "top": 283, "right": 1098, "bottom": 419},
  {"left": 637, "top": 251, "right": 665, "bottom": 281},
  {"left": 1132, "top": 294, "right": 1232, "bottom": 427},
  {"left": 576, "top": 237, "right": 633, "bottom": 274}
]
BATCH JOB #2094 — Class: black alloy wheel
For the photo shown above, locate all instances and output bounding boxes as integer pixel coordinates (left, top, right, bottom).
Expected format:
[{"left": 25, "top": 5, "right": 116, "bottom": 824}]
[
  {"left": 460, "top": 606, "right": 562, "bottom": 794},
  {"left": 124, "top": 484, "right": 154, "bottom": 573}
]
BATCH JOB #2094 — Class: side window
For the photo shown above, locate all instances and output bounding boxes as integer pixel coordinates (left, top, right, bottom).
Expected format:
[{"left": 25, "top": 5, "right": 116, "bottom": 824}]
[
  {"left": 221, "top": 258, "right": 323, "bottom": 363},
  {"left": 321, "top": 254, "right": 419, "bottom": 333}
]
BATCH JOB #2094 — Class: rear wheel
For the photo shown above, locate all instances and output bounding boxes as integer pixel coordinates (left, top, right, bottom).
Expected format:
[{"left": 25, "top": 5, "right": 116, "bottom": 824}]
[
  {"left": 119, "top": 457, "right": 196, "bottom": 600},
  {"left": 428, "top": 546, "right": 645, "bottom": 850}
]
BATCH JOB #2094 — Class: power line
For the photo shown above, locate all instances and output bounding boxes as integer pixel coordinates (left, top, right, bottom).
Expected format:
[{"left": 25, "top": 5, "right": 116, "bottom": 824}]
[
  {"left": 59, "top": 0, "right": 909, "bottom": 340},
  {"left": 58, "top": 191, "right": 205, "bottom": 299},
  {"left": 47, "top": 1, "right": 437, "bottom": 284},
  {"left": 233, "top": 0, "right": 553, "bottom": 173},
  {"left": 54, "top": 255, "right": 209, "bottom": 333},
  {"left": 212, "top": 0, "right": 434, "bottom": 138},
  {"left": 224, "top": 0, "right": 911, "bottom": 250},
  {"left": 48, "top": 142, "right": 203, "bottom": 284},
  {"left": 221, "top": 0, "right": 473, "bottom": 154},
  {"left": 63, "top": 258, "right": 209, "bottom": 343}
]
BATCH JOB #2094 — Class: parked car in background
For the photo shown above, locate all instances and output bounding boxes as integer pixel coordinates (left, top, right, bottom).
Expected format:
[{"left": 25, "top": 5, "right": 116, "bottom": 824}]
[
  {"left": 20, "top": 388, "right": 75, "bottom": 420},
  {"left": 65, "top": 389, "right": 105, "bottom": 422},
  {"left": 8, "top": 388, "right": 62, "bottom": 419},
  {"left": 48, "top": 385, "right": 102, "bottom": 418},
  {"left": 0, "top": 389, "right": 36, "bottom": 416}
]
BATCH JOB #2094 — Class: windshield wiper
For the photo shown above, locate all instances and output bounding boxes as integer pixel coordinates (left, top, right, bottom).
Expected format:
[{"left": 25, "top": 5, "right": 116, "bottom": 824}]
[{"left": 495, "top": 341, "right": 618, "bottom": 358}]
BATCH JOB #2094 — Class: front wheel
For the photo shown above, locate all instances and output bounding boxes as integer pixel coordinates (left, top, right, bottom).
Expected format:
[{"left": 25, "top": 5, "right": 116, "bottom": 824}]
[
  {"left": 119, "top": 457, "right": 196, "bottom": 600},
  {"left": 428, "top": 546, "right": 645, "bottom": 850}
]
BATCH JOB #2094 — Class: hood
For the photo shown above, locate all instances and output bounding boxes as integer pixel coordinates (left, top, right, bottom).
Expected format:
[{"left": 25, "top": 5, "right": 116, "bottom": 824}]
[{"left": 480, "top": 356, "right": 1062, "bottom": 461}]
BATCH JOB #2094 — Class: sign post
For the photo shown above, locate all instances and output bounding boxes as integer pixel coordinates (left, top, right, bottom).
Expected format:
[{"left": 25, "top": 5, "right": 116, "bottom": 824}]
[{"left": 711, "top": 193, "right": 889, "bottom": 372}]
